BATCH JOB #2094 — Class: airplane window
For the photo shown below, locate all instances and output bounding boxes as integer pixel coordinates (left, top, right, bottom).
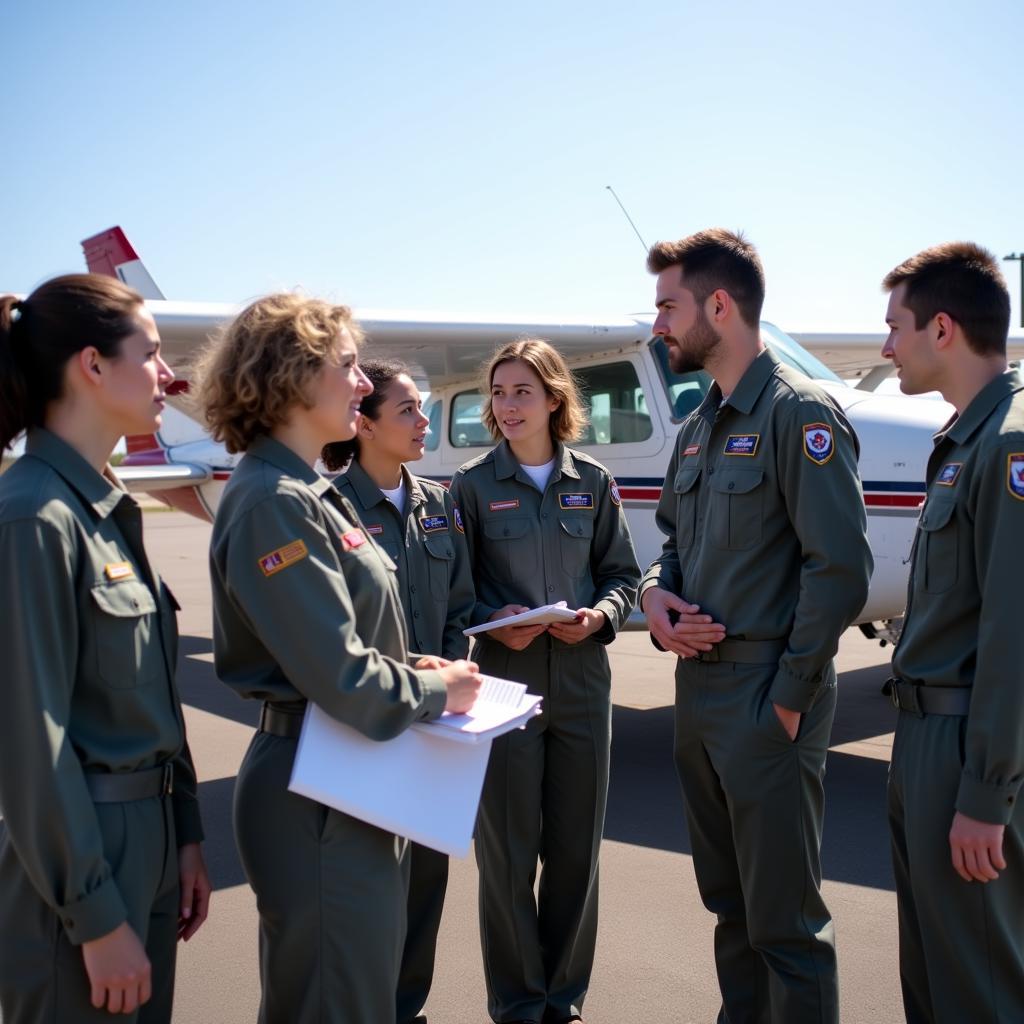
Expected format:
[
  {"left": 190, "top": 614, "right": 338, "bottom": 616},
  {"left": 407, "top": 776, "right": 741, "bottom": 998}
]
[
  {"left": 759, "top": 323, "right": 843, "bottom": 383},
  {"left": 650, "top": 338, "right": 712, "bottom": 423},
  {"left": 424, "top": 397, "right": 441, "bottom": 452},
  {"left": 450, "top": 392, "right": 493, "bottom": 448}
]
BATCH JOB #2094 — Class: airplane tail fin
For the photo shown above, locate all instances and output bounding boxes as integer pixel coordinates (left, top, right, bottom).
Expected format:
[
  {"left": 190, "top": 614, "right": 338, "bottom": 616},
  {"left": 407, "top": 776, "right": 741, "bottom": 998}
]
[{"left": 81, "top": 227, "right": 165, "bottom": 300}]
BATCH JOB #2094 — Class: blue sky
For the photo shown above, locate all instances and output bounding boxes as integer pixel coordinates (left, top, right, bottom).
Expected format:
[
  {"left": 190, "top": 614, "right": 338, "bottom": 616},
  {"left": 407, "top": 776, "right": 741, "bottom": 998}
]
[{"left": 2, "top": 0, "right": 1022, "bottom": 331}]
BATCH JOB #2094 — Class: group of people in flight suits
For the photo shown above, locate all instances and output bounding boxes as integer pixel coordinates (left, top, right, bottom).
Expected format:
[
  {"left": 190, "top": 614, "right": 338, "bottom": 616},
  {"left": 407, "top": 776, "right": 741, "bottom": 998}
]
[{"left": 0, "top": 228, "right": 1020, "bottom": 1024}]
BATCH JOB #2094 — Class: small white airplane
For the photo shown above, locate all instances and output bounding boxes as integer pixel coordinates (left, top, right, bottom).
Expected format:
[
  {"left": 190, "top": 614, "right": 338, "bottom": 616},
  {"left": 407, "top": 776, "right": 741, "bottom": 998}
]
[{"left": 58, "top": 227, "right": 1023, "bottom": 643}]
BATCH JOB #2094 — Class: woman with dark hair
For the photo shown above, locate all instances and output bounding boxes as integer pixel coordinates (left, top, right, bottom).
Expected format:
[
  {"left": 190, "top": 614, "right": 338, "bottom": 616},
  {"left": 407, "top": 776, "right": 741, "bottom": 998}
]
[
  {"left": 197, "top": 296, "right": 482, "bottom": 1024},
  {"left": 450, "top": 338, "right": 640, "bottom": 1024},
  {"left": 0, "top": 275, "right": 210, "bottom": 1022},
  {"left": 325, "top": 358, "right": 474, "bottom": 1024}
]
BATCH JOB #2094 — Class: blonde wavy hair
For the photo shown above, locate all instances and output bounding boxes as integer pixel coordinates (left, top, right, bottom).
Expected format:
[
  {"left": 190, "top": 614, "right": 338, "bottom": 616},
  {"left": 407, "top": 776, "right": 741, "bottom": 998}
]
[
  {"left": 481, "top": 338, "right": 588, "bottom": 444},
  {"left": 194, "top": 292, "right": 364, "bottom": 453}
]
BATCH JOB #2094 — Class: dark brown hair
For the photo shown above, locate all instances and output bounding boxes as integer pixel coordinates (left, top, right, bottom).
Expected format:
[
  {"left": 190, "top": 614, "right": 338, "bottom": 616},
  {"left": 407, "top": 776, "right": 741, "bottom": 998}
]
[
  {"left": 882, "top": 242, "right": 1010, "bottom": 357},
  {"left": 321, "top": 358, "right": 411, "bottom": 471},
  {"left": 0, "top": 274, "right": 144, "bottom": 452},
  {"left": 647, "top": 228, "right": 765, "bottom": 328}
]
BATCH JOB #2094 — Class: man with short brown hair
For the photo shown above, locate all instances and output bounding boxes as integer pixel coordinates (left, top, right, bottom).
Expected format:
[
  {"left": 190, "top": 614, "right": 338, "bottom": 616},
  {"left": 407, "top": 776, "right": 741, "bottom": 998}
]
[{"left": 882, "top": 241, "right": 1024, "bottom": 1023}]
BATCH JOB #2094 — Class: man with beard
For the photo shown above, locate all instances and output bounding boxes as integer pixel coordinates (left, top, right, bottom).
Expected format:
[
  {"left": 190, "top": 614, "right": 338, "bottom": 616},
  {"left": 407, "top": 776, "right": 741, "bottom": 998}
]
[{"left": 639, "top": 229, "right": 872, "bottom": 1023}]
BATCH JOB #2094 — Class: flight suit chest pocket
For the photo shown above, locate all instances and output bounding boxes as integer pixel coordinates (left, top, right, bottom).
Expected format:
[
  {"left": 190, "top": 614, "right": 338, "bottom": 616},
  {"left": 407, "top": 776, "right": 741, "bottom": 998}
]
[
  {"left": 673, "top": 467, "right": 701, "bottom": 549},
  {"left": 482, "top": 516, "right": 537, "bottom": 585},
  {"left": 423, "top": 534, "right": 455, "bottom": 600},
  {"left": 919, "top": 497, "right": 958, "bottom": 594},
  {"left": 558, "top": 515, "right": 594, "bottom": 579},
  {"left": 708, "top": 467, "right": 764, "bottom": 550},
  {"left": 90, "top": 580, "right": 160, "bottom": 689}
]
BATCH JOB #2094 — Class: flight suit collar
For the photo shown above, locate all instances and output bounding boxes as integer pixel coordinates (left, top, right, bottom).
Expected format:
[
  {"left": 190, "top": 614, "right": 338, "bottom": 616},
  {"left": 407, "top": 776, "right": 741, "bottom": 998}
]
[
  {"left": 248, "top": 434, "right": 333, "bottom": 497},
  {"left": 341, "top": 459, "right": 429, "bottom": 511},
  {"left": 942, "top": 369, "right": 1023, "bottom": 446},
  {"left": 24, "top": 428, "right": 128, "bottom": 519},
  {"left": 721, "top": 347, "right": 780, "bottom": 415},
  {"left": 491, "top": 439, "right": 581, "bottom": 482}
]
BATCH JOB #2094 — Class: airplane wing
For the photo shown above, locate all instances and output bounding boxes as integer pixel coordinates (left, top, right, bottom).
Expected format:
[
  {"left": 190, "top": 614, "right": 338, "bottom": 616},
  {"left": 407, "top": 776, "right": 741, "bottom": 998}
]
[{"left": 115, "top": 462, "right": 212, "bottom": 492}]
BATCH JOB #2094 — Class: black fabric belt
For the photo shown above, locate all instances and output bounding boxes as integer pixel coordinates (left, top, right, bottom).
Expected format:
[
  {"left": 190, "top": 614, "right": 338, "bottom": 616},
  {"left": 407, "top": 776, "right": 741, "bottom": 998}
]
[
  {"left": 85, "top": 763, "right": 174, "bottom": 803},
  {"left": 691, "top": 638, "right": 787, "bottom": 664},
  {"left": 259, "top": 703, "right": 305, "bottom": 739},
  {"left": 886, "top": 678, "right": 972, "bottom": 717}
]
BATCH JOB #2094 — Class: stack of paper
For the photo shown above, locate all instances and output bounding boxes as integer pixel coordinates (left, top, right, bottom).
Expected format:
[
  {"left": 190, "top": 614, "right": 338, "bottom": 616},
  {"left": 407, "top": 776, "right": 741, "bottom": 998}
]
[
  {"left": 288, "top": 675, "right": 542, "bottom": 857},
  {"left": 463, "top": 602, "right": 580, "bottom": 636}
]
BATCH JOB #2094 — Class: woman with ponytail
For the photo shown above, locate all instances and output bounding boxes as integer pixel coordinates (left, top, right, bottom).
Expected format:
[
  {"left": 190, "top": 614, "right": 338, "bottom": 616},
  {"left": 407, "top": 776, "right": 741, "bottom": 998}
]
[{"left": 0, "top": 276, "right": 210, "bottom": 1022}]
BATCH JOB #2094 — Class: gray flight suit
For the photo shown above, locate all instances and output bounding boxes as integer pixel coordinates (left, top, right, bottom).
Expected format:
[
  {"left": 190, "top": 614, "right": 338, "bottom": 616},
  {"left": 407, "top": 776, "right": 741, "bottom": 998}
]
[
  {"left": 335, "top": 458, "right": 474, "bottom": 1024},
  {"left": 450, "top": 440, "right": 640, "bottom": 1024},
  {"left": 640, "top": 349, "right": 872, "bottom": 1024},
  {"left": 209, "top": 435, "right": 448, "bottom": 1024},
  {"left": 888, "top": 370, "right": 1024, "bottom": 1024},
  {"left": 0, "top": 429, "right": 204, "bottom": 1024}
]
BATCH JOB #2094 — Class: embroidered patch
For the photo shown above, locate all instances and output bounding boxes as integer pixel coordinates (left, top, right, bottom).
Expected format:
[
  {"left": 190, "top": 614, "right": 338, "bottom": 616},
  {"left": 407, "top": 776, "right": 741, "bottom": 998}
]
[
  {"left": 609, "top": 480, "right": 622, "bottom": 507},
  {"left": 489, "top": 499, "right": 520, "bottom": 512},
  {"left": 558, "top": 492, "right": 594, "bottom": 510},
  {"left": 803, "top": 423, "right": 834, "bottom": 465},
  {"left": 683, "top": 443, "right": 702, "bottom": 456},
  {"left": 419, "top": 514, "right": 449, "bottom": 533},
  {"left": 724, "top": 434, "right": 760, "bottom": 456},
  {"left": 104, "top": 561, "right": 135, "bottom": 581},
  {"left": 453, "top": 506, "right": 465, "bottom": 533},
  {"left": 341, "top": 530, "right": 366, "bottom": 551},
  {"left": 936, "top": 463, "right": 962, "bottom": 486},
  {"left": 258, "top": 539, "right": 308, "bottom": 577},
  {"left": 365, "top": 524, "right": 384, "bottom": 535},
  {"left": 1008, "top": 453, "right": 1024, "bottom": 500}
]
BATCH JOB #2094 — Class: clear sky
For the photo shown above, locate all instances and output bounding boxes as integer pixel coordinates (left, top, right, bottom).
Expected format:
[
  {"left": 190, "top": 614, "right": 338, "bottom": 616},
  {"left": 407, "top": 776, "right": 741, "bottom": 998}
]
[{"left": 2, "top": 0, "right": 1022, "bottom": 332}]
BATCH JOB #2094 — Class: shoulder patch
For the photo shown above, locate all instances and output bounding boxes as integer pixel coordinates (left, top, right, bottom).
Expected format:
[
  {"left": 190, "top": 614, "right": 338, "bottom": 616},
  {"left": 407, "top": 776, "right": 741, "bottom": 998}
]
[
  {"left": 1008, "top": 453, "right": 1024, "bottom": 500},
  {"left": 936, "top": 463, "right": 962, "bottom": 486},
  {"left": 258, "top": 539, "right": 308, "bottom": 576},
  {"left": 558, "top": 492, "right": 594, "bottom": 510},
  {"left": 104, "top": 561, "right": 135, "bottom": 581},
  {"left": 609, "top": 479, "right": 622, "bottom": 507},
  {"left": 453, "top": 505, "right": 465, "bottom": 533},
  {"left": 683, "top": 443, "right": 701, "bottom": 456},
  {"left": 365, "top": 523, "right": 384, "bottom": 535},
  {"left": 419, "top": 514, "right": 449, "bottom": 533},
  {"left": 724, "top": 434, "right": 759, "bottom": 456},
  {"left": 803, "top": 423, "right": 834, "bottom": 465},
  {"left": 489, "top": 499, "right": 520, "bottom": 512}
]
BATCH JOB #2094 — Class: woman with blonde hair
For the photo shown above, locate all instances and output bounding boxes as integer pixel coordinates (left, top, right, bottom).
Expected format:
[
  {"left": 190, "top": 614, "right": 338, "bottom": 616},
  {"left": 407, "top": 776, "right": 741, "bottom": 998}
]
[
  {"left": 450, "top": 339, "right": 640, "bottom": 1024},
  {"left": 196, "top": 293, "right": 482, "bottom": 1024},
  {"left": 0, "top": 274, "right": 210, "bottom": 1022}
]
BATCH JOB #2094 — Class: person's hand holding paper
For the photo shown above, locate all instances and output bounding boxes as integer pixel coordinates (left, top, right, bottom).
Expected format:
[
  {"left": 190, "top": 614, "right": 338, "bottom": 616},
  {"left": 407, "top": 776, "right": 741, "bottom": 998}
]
[{"left": 485, "top": 604, "right": 550, "bottom": 650}]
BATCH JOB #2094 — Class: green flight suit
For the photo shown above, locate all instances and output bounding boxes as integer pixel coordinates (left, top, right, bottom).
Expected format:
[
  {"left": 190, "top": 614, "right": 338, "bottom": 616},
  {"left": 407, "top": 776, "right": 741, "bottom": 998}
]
[
  {"left": 888, "top": 370, "right": 1024, "bottom": 1024},
  {"left": 450, "top": 440, "right": 640, "bottom": 1024},
  {"left": 335, "top": 458, "right": 474, "bottom": 1024},
  {"left": 640, "top": 348, "right": 872, "bottom": 1024},
  {"left": 0, "top": 429, "right": 204, "bottom": 1024},
  {"left": 209, "top": 435, "right": 448, "bottom": 1024}
]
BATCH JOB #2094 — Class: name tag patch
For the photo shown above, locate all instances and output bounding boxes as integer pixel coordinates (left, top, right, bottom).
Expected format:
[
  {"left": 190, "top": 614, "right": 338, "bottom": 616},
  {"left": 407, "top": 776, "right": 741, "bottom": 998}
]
[
  {"left": 489, "top": 499, "right": 520, "bottom": 512},
  {"left": 258, "top": 539, "right": 308, "bottom": 577},
  {"left": 1008, "top": 453, "right": 1024, "bottom": 500},
  {"left": 342, "top": 530, "right": 366, "bottom": 551},
  {"left": 724, "top": 434, "right": 760, "bottom": 456},
  {"left": 453, "top": 506, "right": 465, "bottom": 533},
  {"left": 683, "top": 444, "right": 702, "bottom": 456},
  {"left": 419, "top": 514, "right": 449, "bottom": 533},
  {"left": 936, "top": 463, "right": 962, "bottom": 486},
  {"left": 802, "top": 423, "right": 834, "bottom": 465},
  {"left": 365, "top": 524, "right": 384, "bottom": 535},
  {"left": 559, "top": 492, "right": 594, "bottom": 510},
  {"left": 104, "top": 561, "right": 135, "bottom": 581}
]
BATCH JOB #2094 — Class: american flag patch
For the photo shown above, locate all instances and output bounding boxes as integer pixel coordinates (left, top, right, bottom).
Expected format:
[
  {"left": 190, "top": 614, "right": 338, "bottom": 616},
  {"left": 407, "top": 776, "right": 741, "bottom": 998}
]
[{"left": 258, "top": 540, "right": 308, "bottom": 577}]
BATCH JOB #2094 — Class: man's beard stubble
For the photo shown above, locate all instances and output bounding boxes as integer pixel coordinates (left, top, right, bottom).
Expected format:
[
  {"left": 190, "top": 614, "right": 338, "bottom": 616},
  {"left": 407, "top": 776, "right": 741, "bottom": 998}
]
[{"left": 665, "top": 308, "right": 721, "bottom": 375}]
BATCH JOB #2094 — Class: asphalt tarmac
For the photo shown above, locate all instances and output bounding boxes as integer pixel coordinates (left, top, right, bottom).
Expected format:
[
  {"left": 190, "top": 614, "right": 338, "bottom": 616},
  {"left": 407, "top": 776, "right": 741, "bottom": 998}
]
[{"left": 10, "top": 509, "right": 912, "bottom": 1022}]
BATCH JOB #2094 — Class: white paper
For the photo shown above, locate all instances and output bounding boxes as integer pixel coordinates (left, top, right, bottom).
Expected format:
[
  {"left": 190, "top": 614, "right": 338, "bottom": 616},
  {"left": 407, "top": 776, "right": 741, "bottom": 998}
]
[
  {"left": 463, "top": 602, "right": 580, "bottom": 636},
  {"left": 413, "top": 674, "right": 543, "bottom": 744},
  {"left": 289, "top": 703, "right": 492, "bottom": 857}
]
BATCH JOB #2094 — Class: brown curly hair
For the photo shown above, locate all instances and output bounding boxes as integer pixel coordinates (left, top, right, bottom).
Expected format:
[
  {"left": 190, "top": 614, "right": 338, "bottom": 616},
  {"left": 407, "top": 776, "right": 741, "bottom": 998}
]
[
  {"left": 194, "top": 293, "right": 364, "bottom": 453},
  {"left": 480, "top": 338, "right": 588, "bottom": 444}
]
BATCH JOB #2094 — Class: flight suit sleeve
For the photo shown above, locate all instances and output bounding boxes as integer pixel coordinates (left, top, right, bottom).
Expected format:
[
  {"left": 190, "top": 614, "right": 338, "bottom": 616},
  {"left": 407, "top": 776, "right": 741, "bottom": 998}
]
[
  {"left": 955, "top": 441, "right": 1024, "bottom": 824},
  {"left": 771, "top": 400, "right": 873, "bottom": 711},
  {"left": 449, "top": 470, "right": 502, "bottom": 626},
  {"left": 588, "top": 470, "right": 641, "bottom": 642},
  {"left": 441, "top": 488, "right": 473, "bottom": 660},
  {"left": 638, "top": 438, "right": 684, "bottom": 602},
  {"left": 170, "top": 741, "right": 204, "bottom": 847},
  {"left": 215, "top": 491, "right": 446, "bottom": 740},
  {"left": 0, "top": 518, "right": 128, "bottom": 945}
]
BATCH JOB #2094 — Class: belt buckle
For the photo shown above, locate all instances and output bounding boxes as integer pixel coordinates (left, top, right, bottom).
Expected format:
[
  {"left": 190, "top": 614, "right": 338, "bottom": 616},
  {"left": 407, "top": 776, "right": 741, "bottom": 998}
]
[
  {"left": 693, "top": 647, "right": 719, "bottom": 664},
  {"left": 161, "top": 762, "right": 174, "bottom": 796}
]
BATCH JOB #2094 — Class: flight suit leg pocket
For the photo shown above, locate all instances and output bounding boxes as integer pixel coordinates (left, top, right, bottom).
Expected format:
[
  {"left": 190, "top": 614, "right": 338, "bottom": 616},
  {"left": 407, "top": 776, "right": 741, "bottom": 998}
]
[
  {"left": 919, "top": 497, "right": 958, "bottom": 594},
  {"left": 89, "top": 580, "right": 160, "bottom": 689},
  {"left": 709, "top": 468, "right": 763, "bottom": 550},
  {"left": 673, "top": 466, "right": 701, "bottom": 548}
]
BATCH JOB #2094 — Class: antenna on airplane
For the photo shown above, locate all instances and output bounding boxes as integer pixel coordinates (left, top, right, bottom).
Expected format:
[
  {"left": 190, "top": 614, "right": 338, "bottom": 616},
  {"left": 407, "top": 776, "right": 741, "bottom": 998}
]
[{"left": 605, "top": 186, "right": 648, "bottom": 252}]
